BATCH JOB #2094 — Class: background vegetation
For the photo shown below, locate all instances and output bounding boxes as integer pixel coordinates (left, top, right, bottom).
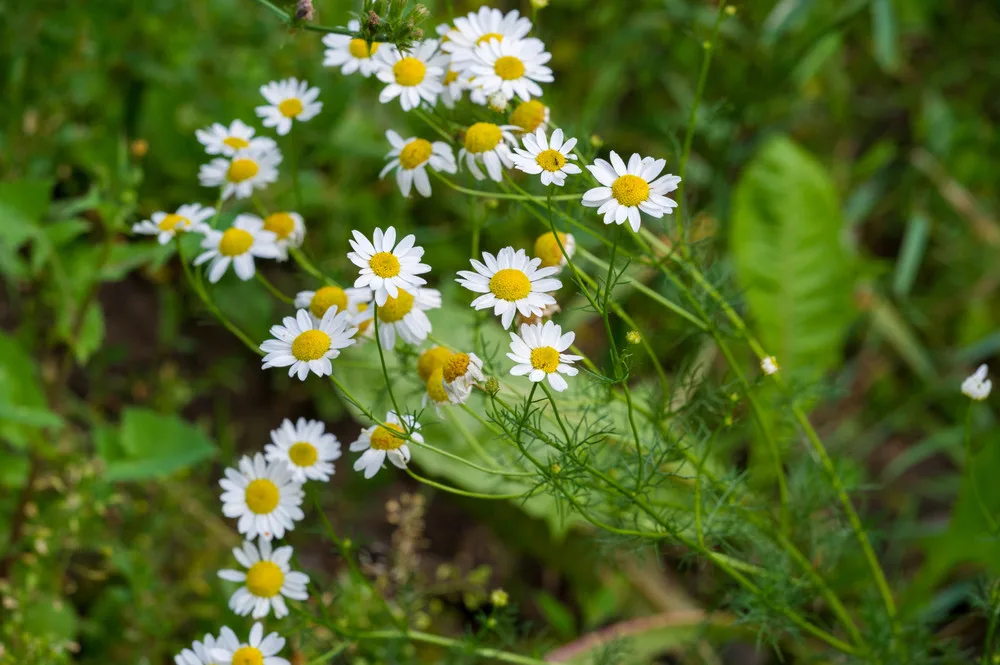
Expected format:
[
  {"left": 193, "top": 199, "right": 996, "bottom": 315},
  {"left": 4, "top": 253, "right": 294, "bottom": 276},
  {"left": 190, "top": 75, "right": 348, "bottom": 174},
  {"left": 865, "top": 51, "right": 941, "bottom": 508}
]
[{"left": 2, "top": 0, "right": 999, "bottom": 663}]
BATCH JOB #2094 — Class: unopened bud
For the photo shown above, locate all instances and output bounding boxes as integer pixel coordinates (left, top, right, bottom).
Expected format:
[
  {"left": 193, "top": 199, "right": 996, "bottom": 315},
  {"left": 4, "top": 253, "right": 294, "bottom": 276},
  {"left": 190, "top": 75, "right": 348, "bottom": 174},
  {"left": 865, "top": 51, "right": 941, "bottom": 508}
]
[
  {"left": 490, "top": 589, "right": 509, "bottom": 607},
  {"left": 130, "top": 139, "right": 149, "bottom": 158},
  {"left": 590, "top": 134, "right": 604, "bottom": 149},
  {"left": 725, "top": 5, "right": 737, "bottom": 15},
  {"left": 626, "top": 330, "right": 641, "bottom": 345},
  {"left": 484, "top": 376, "right": 500, "bottom": 395},
  {"left": 530, "top": 0, "right": 549, "bottom": 8}
]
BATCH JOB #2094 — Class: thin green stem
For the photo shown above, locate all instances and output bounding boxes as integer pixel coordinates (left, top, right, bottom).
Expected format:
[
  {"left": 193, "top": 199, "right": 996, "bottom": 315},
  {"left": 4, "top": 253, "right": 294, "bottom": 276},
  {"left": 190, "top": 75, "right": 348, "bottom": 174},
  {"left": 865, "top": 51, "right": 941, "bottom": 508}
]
[
  {"left": 371, "top": 303, "right": 404, "bottom": 421},
  {"left": 404, "top": 467, "right": 533, "bottom": 500},
  {"left": 353, "top": 629, "right": 550, "bottom": 665},
  {"left": 290, "top": 247, "right": 337, "bottom": 285},
  {"left": 417, "top": 437, "right": 535, "bottom": 478},
  {"left": 256, "top": 272, "right": 294, "bottom": 304},
  {"left": 433, "top": 172, "right": 579, "bottom": 200},
  {"left": 306, "top": 644, "right": 348, "bottom": 665},
  {"left": 964, "top": 404, "right": 998, "bottom": 533}
]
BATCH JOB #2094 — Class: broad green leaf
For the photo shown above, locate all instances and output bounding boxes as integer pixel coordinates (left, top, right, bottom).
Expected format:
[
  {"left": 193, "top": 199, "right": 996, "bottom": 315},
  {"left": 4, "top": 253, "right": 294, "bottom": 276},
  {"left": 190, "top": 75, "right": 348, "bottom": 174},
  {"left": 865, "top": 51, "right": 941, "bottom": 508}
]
[
  {"left": 21, "top": 593, "right": 79, "bottom": 644},
  {"left": 0, "top": 178, "right": 52, "bottom": 279},
  {"left": 731, "top": 135, "right": 856, "bottom": 375},
  {"left": 101, "top": 407, "right": 216, "bottom": 481},
  {"left": 71, "top": 303, "right": 106, "bottom": 364},
  {"left": 0, "top": 331, "right": 59, "bottom": 449}
]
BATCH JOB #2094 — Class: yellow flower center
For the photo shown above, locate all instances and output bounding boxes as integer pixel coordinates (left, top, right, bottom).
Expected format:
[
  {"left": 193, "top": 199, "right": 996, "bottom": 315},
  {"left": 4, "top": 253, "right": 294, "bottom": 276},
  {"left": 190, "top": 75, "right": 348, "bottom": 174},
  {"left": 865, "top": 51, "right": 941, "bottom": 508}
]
[
  {"left": 309, "top": 286, "right": 348, "bottom": 318},
  {"left": 399, "top": 138, "right": 433, "bottom": 170},
  {"left": 288, "top": 441, "right": 319, "bottom": 467},
  {"left": 488, "top": 268, "right": 531, "bottom": 301},
  {"left": 356, "top": 302, "right": 372, "bottom": 334},
  {"left": 493, "top": 55, "right": 525, "bottom": 81},
  {"left": 369, "top": 251, "right": 401, "bottom": 278},
  {"left": 245, "top": 560, "right": 285, "bottom": 598},
  {"left": 245, "top": 479, "right": 280, "bottom": 514},
  {"left": 158, "top": 214, "right": 189, "bottom": 232},
  {"left": 476, "top": 32, "right": 503, "bottom": 45},
  {"left": 426, "top": 367, "right": 449, "bottom": 403},
  {"left": 464, "top": 123, "right": 502, "bottom": 154},
  {"left": 611, "top": 174, "right": 650, "bottom": 207},
  {"left": 443, "top": 352, "right": 471, "bottom": 384},
  {"left": 369, "top": 423, "right": 405, "bottom": 451},
  {"left": 218, "top": 228, "right": 254, "bottom": 257},
  {"left": 530, "top": 346, "right": 560, "bottom": 373},
  {"left": 509, "top": 100, "right": 547, "bottom": 133},
  {"left": 291, "top": 329, "right": 331, "bottom": 361},
  {"left": 231, "top": 646, "right": 264, "bottom": 665},
  {"left": 278, "top": 98, "right": 304, "bottom": 118},
  {"left": 263, "top": 212, "right": 297, "bottom": 240},
  {"left": 349, "top": 38, "right": 379, "bottom": 58},
  {"left": 224, "top": 136, "right": 250, "bottom": 150},
  {"left": 227, "top": 158, "right": 259, "bottom": 183},
  {"left": 377, "top": 290, "right": 415, "bottom": 323},
  {"left": 535, "top": 149, "right": 566, "bottom": 172},
  {"left": 444, "top": 70, "right": 459, "bottom": 84},
  {"left": 417, "top": 346, "right": 454, "bottom": 382},
  {"left": 393, "top": 57, "right": 427, "bottom": 86},
  {"left": 534, "top": 232, "right": 569, "bottom": 268}
]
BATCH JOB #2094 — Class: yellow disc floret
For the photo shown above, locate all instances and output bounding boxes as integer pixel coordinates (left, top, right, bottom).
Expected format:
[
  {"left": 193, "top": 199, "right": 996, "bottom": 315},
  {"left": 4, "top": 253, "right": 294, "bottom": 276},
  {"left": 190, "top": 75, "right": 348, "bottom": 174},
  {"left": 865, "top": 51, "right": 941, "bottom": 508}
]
[
  {"left": 426, "top": 367, "right": 449, "bottom": 404},
  {"left": 278, "top": 98, "right": 304, "bottom": 118},
  {"left": 464, "top": 123, "right": 502, "bottom": 154},
  {"left": 231, "top": 646, "right": 264, "bottom": 665},
  {"left": 291, "top": 329, "right": 331, "bottom": 361},
  {"left": 369, "top": 252, "right": 401, "bottom": 278},
  {"left": 219, "top": 228, "right": 254, "bottom": 257},
  {"left": 530, "top": 346, "right": 560, "bottom": 373},
  {"left": 535, "top": 149, "right": 566, "bottom": 172},
  {"left": 224, "top": 136, "right": 250, "bottom": 150},
  {"left": 417, "top": 346, "right": 454, "bottom": 382},
  {"left": 158, "top": 214, "right": 188, "bottom": 232},
  {"left": 509, "top": 100, "right": 548, "bottom": 133},
  {"left": 245, "top": 560, "right": 285, "bottom": 598},
  {"left": 489, "top": 268, "right": 532, "bottom": 301},
  {"left": 377, "top": 290, "right": 415, "bottom": 323},
  {"left": 534, "top": 232, "right": 569, "bottom": 268},
  {"left": 393, "top": 57, "right": 427, "bottom": 86},
  {"left": 263, "top": 212, "right": 297, "bottom": 240},
  {"left": 611, "top": 174, "right": 650, "bottom": 207},
  {"left": 443, "top": 352, "right": 471, "bottom": 384},
  {"left": 245, "top": 479, "right": 280, "bottom": 514},
  {"left": 399, "top": 139, "right": 433, "bottom": 170},
  {"left": 227, "top": 158, "right": 259, "bottom": 183},
  {"left": 349, "top": 38, "right": 379, "bottom": 58},
  {"left": 477, "top": 32, "right": 503, "bottom": 45},
  {"left": 309, "top": 286, "right": 348, "bottom": 319},
  {"left": 494, "top": 55, "right": 525, "bottom": 81},
  {"left": 369, "top": 423, "right": 405, "bottom": 450},
  {"left": 288, "top": 441, "right": 319, "bottom": 467},
  {"left": 444, "top": 70, "right": 459, "bottom": 84}
]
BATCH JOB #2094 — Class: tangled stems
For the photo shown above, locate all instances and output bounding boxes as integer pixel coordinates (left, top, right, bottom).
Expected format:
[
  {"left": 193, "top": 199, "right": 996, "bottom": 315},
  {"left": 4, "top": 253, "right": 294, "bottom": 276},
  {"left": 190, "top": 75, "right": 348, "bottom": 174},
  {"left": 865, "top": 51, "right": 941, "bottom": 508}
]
[{"left": 370, "top": 302, "right": 405, "bottom": 422}]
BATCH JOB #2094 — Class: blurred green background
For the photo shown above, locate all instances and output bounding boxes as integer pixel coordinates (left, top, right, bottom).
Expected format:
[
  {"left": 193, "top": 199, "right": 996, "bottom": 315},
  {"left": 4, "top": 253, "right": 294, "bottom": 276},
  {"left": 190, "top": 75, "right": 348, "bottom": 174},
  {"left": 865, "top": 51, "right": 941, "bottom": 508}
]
[{"left": 2, "top": 0, "right": 1000, "bottom": 663}]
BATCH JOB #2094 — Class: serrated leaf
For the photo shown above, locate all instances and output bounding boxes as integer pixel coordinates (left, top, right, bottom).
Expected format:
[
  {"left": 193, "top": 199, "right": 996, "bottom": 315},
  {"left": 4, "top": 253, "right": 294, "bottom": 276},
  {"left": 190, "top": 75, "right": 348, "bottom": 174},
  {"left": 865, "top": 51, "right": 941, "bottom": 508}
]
[{"left": 101, "top": 407, "right": 216, "bottom": 481}]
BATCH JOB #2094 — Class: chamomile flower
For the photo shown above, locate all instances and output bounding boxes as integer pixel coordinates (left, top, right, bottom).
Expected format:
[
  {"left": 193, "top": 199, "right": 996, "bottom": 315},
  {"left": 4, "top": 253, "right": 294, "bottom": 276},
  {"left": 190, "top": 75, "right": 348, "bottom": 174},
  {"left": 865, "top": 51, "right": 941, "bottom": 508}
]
[
  {"left": 322, "top": 20, "right": 382, "bottom": 77},
  {"left": 962, "top": 364, "right": 992, "bottom": 401},
  {"left": 582, "top": 151, "right": 681, "bottom": 232},
  {"left": 174, "top": 632, "right": 220, "bottom": 665},
  {"left": 417, "top": 345, "right": 454, "bottom": 382},
  {"left": 507, "top": 320, "right": 581, "bottom": 392},
  {"left": 440, "top": 67, "right": 467, "bottom": 108},
  {"left": 350, "top": 411, "right": 422, "bottom": 479},
  {"left": 196, "top": 119, "right": 277, "bottom": 157},
  {"left": 380, "top": 130, "right": 457, "bottom": 198},
  {"left": 260, "top": 308, "right": 357, "bottom": 381},
  {"left": 218, "top": 538, "right": 309, "bottom": 619},
  {"left": 219, "top": 453, "right": 304, "bottom": 541},
  {"left": 259, "top": 211, "right": 305, "bottom": 260},
  {"left": 516, "top": 301, "right": 561, "bottom": 327},
  {"left": 512, "top": 128, "right": 581, "bottom": 187},
  {"left": 199, "top": 145, "right": 282, "bottom": 200},
  {"left": 442, "top": 352, "right": 485, "bottom": 404},
  {"left": 294, "top": 285, "right": 372, "bottom": 324},
  {"left": 265, "top": 417, "right": 342, "bottom": 483},
  {"left": 509, "top": 99, "right": 550, "bottom": 134},
  {"left": 132, "top": 203, "right": 214, "bottom": 245},
  {"left": 193, "top": 214, "right": 280, "bottom": 283},
  {"left": 442, "top": 7, "right": 535, "bottom": 71},
  {"left": 467, "top": 38, "right": 553, "bottom": 103},
  {"left": 256, "top": 78, "right": 322, "bottom": 136},
  {"left": 348, "top": 226, "right": 431, "bottom": 306},
  {"left": 457, "top": 247, "right": 562, "bottom": 329},
  {"left": 423, "top": 367, "right": 450, "bottom": 413},
  {"left": 533, "top": 231, "right": 575, "bottom": 271},
  {"left": 355, "top": 287, "right": 441, "bottom": 350},
  {"left": 375, "top": 40, "right": 448, "bottom": 111},
  {"left": 458, "top": 122, "right": 517, "bottom": 182},
  {"left": 211, "top": 622, "right": 290, "bottom": 665}
]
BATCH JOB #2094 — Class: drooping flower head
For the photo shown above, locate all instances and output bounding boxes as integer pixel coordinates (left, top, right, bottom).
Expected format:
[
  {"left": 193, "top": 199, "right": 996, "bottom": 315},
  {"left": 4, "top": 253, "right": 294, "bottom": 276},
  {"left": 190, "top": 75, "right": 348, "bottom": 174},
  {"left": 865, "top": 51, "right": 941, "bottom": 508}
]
[
  {"left": 509, "top": 99, "right": 550, "bottom": 134},
  {"left": 417, "top": 345, "right": 454, "bottom": 382},
  {"left": 350, "top": 411, "right": 422, "bottom": 479},
  {"left": 457, "top": 247, "right": 562, "bottom": 329},
  {"left": 323, "top": 20, "right": 383, "bottom": 77},
  {"left": 196, "top": 119, "right": 277, "bottom": 157},
  {"left": 963, "top": 364, "right": 992, "bottom": 401},
  {"left": 133, "top": 203, "right": 214, "bottom": 245},
  {"left": 442, "top": 351, "right": 486, "bottom": 404},
  {"left": 355, "top": 288, "right": 441, "bottom": 350},
  {"left": 533, "top": 231, "right": 575, "bottom": 271},
  {"left": 458, "top": 122, "right": 518, "bottom": 182},
  {"left": 294, "top": 285, "right": 371, "bottom": 324},
  {"left": 380, "top": 130, "right": 457, "bottom": 198},
  {"left": 261, "top": 211, "right": 305, "bottom": 260}
]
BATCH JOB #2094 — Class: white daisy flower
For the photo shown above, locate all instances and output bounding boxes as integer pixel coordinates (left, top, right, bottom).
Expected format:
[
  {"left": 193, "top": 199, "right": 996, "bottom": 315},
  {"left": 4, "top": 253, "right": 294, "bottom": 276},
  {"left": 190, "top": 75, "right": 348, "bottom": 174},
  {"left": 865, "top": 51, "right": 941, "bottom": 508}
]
[
  {"left": 211, "top": 622, "right": 290, "bottom": 665},
  {"left": 441, "top": 7, "right": 535, "bottom": 72},
  {"left": 458, "top": 122, "right": 518, "bottom": 182},
  {"left": 375, "top": 39, "right": 448, "bottom": 111},
  {"left": 193, "top": 214, "right": 280, "bottom": 283},
  {"left": 457, "top": 246, "right": 562, "bottom": 329},
  {"left": 260, "top": 308, "right": 357, "bottom": 381},
  {"left": 380, "top": 130, "right": 457, "bottom": 198},
  {"left": 533, "top": 231, "right": 575, "bottom": 271},
  {"left": 440, "top": 67, "right": 467, "bottom": 108},
  {"left": 350, "top": 411, "right": 422, "bottom": 479},
  {"left": 582, "top": 151, "right": 681, "bottom": 232},
  {"left": 199, "top": 146, "right": 282, "bottom": 201},
  {"left": 174, "top": 632, "right": 220, "bottom": 665},
  {"left": 196, "top": 119, "right": 277, "bottom": 157},
  {"left": 467, "top": 38, "right": 553, "bottom": 103},
  {"left": 963, "top": 364, "right": 992, "bottom": 401},
  {"left": 442, "top": 351, "right": 485, "bottom": 404},
  {"left": 422, "top": 366, "right": 451, "bottom": 413},
  {"left": 761, "top": 356, "right": 780, "bottom": 376},
  {"left": 509, "top": 99, "right": 550, "bottom": 134},
  {"left": 133, "top": 203, "right": 214, "bottom": 245},
  {"left": 219, "top": 453, "right": 304, "bottom": 541},
  {"left": 516, "top": 300, "right": 561, "bottom": 327},
  {"left": 265, "top": 417, "right": 342, "bottom": 483},
  {"left": 261, "top": 211, "right": 305, "bottom": 260},
  {"left": 507, "top": 320, "right": 582, "bottom": 392},
  {"left": 512, "top": 128, "right": 581, "bottom": 187},
  {"left": 256, "top": 78, "right": 322, "bottom": 136},
  {"left": 218, "top": 537, "right": 309, "bottom": 619},
  {"left": 294, "top": 285, "right": 371, "bottom": 323},
  {"left": 347, "top": 226, "right": 431, "bottom": 306},
  {"left": 322, "top": 20, "right": 382, "bottom": 77},
  {"left": 355, "top": 287, "right": 441, "bottom": 350}
]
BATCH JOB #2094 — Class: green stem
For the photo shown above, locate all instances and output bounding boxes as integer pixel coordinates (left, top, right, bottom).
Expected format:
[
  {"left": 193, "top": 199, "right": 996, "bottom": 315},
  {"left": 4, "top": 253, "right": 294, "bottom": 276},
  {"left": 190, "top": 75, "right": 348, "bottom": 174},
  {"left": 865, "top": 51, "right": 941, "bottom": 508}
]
[
  {"left": 404, "top": 467, "right": 533, "bottom": 500},
  {"left": 256, "top": 272, "right": 294, "bottom": 304},
  {"left": 371, "top": 303, "right": 405, "bottom": 421},
  {"left": 290, "top": 247, "right": 337, "bottom": 285},
  {"left": 306, "top": 644, "right": 348, "bottom": 665},
  {"left": 353, "top": 629, "right": 550, "bottom": 665},
  {"left": 964, "top": 404, "right": 998, "bottom": 533}
]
